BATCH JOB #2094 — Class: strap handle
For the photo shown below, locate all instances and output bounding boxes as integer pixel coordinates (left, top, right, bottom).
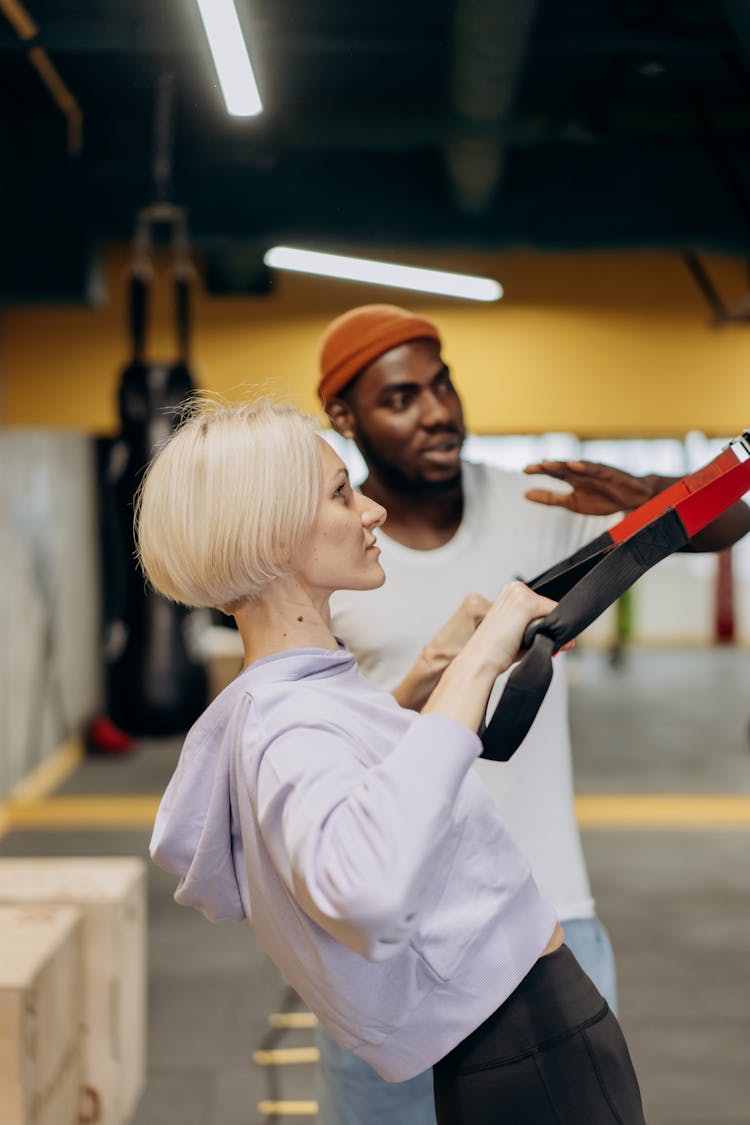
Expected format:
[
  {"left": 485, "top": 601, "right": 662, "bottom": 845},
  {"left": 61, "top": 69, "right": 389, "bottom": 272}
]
[{"left": 480, "top": 509, "right": 689, "bottom": 761}]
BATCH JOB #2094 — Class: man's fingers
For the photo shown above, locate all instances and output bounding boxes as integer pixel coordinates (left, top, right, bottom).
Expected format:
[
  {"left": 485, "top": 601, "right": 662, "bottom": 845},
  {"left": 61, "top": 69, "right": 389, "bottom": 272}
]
[
  {"left": 524, "top": 488, "right": 573, "bottom": 508},
  {"left": 523, "top": 461, "right": 569, "bottom": 478},
  {"left": 525, "top": 459, "right": 619, "bottom": 481},
  {"left": 555, "top": 639, "right": 576, "bottom": 655}
]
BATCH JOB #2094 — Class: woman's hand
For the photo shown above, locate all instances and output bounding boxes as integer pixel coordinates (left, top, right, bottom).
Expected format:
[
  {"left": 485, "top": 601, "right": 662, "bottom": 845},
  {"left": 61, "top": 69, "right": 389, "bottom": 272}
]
[
  {"left": 422, "top": 582, "right": 569, "bottom": 732},
  {"left": 469, "top": 581, "right": 561, "bottom": 674},
  {"left": 421, "top": 593, "right": 491, "bottom": 674},
  {"left": 392, "top": 593, "right": 491, "bottom": 710}
]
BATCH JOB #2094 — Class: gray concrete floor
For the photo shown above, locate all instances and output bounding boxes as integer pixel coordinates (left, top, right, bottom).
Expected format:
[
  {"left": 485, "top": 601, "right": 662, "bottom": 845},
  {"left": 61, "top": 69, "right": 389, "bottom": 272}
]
[{"left": 1, "top": 646, "right": 749, "bottom": 1124}]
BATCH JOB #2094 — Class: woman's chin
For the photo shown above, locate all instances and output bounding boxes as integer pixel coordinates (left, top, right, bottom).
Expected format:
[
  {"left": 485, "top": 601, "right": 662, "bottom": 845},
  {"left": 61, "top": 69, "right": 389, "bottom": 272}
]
[
  {"left": 338, "top": 563, "right": 386, "bottom": 592},
  {"left": 371, "top": 564, "right": 387, "bottom": 589},
  {"left": 362, "top": 565, "right": 387, "bottom": 591}
]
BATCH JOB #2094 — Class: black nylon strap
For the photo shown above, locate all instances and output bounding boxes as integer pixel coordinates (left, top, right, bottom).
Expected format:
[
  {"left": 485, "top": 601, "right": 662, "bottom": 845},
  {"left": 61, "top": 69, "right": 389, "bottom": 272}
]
[
  {"left": 527, "top": 530, "right": 615, "bottom": 600},
  {"left": 480, "top": 509, "right": 689, "bottom": 761}
]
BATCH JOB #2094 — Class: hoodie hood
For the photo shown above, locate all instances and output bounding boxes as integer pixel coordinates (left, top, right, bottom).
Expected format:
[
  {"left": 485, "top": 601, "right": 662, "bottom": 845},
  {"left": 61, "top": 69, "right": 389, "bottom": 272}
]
[{"left": 150, "top": 645, "right": 355, "bottom": 923}]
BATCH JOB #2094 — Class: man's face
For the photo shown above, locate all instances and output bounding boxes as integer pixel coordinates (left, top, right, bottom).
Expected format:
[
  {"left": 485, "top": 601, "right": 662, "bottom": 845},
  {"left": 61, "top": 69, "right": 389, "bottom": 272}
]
[{"left": 343, "top": 339, "right": 466, "bottom": 491}]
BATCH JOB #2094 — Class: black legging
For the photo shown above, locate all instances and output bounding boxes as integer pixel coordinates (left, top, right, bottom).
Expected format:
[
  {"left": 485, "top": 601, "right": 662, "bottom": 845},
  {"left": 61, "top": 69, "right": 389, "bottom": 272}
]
[{"left": 433, "top": 945, "right": 646, "bottom": 1124}]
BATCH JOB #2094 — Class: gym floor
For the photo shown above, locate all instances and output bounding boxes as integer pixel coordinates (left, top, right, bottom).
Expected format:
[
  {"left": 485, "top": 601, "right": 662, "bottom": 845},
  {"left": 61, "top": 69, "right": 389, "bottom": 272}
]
[{"left": 1, "top": 646, "right": 749, "bottom": 1125}]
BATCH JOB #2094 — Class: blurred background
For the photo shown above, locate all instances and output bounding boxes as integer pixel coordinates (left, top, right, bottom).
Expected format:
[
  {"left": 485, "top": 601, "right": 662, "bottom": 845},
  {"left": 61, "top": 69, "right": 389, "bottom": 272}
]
[{"left": 1, "top": 2, "right": 749, "bottom": 1124}]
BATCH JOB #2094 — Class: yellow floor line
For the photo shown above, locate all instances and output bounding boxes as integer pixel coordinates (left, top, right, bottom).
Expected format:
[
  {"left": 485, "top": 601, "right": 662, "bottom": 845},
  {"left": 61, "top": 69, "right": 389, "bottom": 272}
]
[
  {"left": 268, "top": 1013, "right": 318, "bottom": 1029},
  {"left": 253, "top": 1047, "right": 319, "bottom": 1066},
  {"left": 575, "top": 794, "right": 750, "bottom": 828},
  {"left": 8, "top": 738, "right": 84, "bottom": 802},
  {"left": 258, "top": 1101, "right": 318, "bottom": 1117},
  {"left": 2, "top": 795, "right": 160, "bottom": 830},
  {"left": 2, "top": 793, "right": 750, "bottom": 835}
]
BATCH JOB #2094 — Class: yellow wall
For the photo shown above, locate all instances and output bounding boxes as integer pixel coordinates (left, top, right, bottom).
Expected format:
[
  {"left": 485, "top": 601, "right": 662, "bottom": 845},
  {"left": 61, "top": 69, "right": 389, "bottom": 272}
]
[{"left": 2, "top": 245, "right": 750, "bottom": 436}]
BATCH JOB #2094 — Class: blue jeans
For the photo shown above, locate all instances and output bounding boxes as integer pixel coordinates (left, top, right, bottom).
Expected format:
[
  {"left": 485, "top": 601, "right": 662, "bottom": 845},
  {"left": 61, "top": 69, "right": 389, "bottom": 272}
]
[
  {"left": 315, "top": 916, "right": 618, "bottom": 1125},
  {"left": 561, "top": 916, "right": 618, "bottom": 1015}
]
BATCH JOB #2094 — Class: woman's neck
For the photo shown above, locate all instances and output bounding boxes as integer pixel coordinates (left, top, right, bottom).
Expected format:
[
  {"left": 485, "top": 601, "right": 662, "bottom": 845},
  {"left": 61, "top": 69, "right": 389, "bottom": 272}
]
[{"left": 233, "top": 580, "right": 338, "bottom": 668}]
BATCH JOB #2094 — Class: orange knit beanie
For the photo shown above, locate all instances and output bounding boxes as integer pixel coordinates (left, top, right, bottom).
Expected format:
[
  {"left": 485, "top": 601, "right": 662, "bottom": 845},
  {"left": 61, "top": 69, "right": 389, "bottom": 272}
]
[{"left": 317, "top": 304, "right": 441, "bottom": 403}]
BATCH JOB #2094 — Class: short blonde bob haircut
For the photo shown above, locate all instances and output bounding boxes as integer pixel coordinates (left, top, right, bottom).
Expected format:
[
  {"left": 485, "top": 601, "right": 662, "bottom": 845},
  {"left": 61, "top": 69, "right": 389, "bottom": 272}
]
[{"left": 136, "top": 397, "right": 322, "bottom": 610}]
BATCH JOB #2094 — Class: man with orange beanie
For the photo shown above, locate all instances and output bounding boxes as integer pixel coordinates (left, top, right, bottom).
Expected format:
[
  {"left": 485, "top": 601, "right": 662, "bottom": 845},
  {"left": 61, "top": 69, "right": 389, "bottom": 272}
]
[{"left": 314, "top": 303, "right": 750, "bottom": 1125}]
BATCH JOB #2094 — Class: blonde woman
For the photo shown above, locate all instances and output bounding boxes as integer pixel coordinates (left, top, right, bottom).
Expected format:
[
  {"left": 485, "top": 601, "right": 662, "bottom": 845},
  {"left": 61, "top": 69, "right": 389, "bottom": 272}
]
[{"left": 138, "top": 398, "right": 645, "bottom": 1124}]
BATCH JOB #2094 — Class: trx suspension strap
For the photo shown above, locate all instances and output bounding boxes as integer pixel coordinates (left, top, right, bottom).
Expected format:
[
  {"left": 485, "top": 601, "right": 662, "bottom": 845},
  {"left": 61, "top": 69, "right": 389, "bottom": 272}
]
[{"left": 480, "top": 432, "right": 750, "bottom": 762}]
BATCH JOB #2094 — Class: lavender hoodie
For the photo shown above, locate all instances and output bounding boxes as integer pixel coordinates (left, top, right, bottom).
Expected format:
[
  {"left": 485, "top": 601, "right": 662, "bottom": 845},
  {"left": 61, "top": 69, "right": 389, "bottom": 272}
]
[{"left": 150, "top": 645, "right": 556, "bottom": 1081}]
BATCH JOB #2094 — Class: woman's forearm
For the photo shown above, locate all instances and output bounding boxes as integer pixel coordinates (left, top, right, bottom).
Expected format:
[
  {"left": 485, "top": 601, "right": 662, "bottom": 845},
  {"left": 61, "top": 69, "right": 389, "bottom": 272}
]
[
  {"left": 420, "top": 581, "right": 558, "bottom": 731},
  {"left": 420, "top": 642, "right": 501, "bottom": 731},
  {"left": 392, "top": 594, "right": 493, "bottom": 711},
  {"left": 392, "top": 648, "right": 452, "bottom": 711}
]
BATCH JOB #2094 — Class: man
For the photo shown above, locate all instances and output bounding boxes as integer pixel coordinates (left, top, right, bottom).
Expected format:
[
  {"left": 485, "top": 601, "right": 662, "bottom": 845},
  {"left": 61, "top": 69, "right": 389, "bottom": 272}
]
[{"left": 314, "top": 303, "right": 750, "bottom": 1125}]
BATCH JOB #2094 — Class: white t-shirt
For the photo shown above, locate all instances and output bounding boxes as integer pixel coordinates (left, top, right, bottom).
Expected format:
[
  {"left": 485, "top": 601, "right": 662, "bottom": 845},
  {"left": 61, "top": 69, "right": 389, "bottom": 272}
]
[{"left": 330, "top": 460, "right": 613, "bottom": 921}]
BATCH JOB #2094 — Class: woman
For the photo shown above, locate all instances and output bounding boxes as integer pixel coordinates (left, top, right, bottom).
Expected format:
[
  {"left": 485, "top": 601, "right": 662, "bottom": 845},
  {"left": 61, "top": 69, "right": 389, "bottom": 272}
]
[{"left": 137, "top": 398, "right": 645, "bottom": 1124}]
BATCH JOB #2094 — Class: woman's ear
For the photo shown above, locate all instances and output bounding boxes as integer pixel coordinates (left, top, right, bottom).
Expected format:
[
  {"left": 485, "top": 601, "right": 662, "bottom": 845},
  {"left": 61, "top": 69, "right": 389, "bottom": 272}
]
[{"left": 326, "top": 398, "right": 356, "bottom": 440}]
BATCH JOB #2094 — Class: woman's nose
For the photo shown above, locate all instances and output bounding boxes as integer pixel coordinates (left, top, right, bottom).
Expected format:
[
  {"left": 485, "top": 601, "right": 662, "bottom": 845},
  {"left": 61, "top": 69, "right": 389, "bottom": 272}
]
[{"left": 361, "top": 499, "right": 387, "bottom": 529}]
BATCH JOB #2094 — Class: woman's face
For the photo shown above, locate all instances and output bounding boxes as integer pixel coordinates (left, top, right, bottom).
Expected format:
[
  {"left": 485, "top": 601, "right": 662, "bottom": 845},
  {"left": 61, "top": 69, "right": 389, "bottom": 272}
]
[{"left": 296, "top": 437, "right": 387, "bottom": 596}]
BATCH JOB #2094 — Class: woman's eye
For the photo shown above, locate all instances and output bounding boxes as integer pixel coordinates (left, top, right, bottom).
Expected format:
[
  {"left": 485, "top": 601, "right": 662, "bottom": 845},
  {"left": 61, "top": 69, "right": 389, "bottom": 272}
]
[{"left": 334, "top": 483, "right": 348, "bottom": 498}]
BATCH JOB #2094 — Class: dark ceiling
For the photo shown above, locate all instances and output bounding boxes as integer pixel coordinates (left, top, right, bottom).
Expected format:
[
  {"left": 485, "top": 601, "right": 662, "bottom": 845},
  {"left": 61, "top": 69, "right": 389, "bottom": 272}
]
[{"left": 2, "top": 0, "right": 750, "bottom": 302}]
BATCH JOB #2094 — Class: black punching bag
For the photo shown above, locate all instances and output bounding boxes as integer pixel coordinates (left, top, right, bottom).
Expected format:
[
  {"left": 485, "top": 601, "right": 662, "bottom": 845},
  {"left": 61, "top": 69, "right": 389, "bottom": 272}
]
[{"left": 107, "top": 265, "right": 208, "bottom": 736}]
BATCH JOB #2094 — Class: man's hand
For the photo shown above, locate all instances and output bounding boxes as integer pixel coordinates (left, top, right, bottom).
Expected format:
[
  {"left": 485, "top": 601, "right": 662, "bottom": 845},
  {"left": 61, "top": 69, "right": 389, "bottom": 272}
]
[
  {"left": 523, "top": 460, "right": 654, "bottom": 515},
  {"left": 524, "top": 458, "right": 750, "bottom": 550}
]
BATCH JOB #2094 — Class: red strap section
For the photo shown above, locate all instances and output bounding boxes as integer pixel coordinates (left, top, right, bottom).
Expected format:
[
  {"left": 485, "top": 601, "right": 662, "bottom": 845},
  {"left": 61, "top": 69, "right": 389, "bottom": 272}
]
[
  {"left": 677, "top": 456, "right": 750, "bottom": 535},
  {"left": 609, "top": 443, "right": 750, "bottom": 544}
]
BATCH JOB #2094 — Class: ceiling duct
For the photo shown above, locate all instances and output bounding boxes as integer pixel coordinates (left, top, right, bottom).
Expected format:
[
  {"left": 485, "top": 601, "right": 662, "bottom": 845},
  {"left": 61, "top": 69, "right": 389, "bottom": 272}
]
[
  {"left": 446, "top": 0, "right": 537, "bottom": 217},
  {"left": 722, "top": 0, "right": 750, "bottom": 57}
]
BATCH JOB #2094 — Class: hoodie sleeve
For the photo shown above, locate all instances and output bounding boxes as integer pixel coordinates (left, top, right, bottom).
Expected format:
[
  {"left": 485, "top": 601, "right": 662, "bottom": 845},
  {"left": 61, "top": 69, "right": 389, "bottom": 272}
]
[{"left": 249, "top": 709, "right": 481, "bottom": 962}]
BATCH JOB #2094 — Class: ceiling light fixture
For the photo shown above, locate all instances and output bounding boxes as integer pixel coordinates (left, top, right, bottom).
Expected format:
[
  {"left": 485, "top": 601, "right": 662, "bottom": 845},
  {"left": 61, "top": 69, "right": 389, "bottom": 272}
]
[
  {"left": 263, "top": 247, "right": 503, "bottom": 302},
  {"left": 195, "top": 0, "right": 262, "bottom": 117}
]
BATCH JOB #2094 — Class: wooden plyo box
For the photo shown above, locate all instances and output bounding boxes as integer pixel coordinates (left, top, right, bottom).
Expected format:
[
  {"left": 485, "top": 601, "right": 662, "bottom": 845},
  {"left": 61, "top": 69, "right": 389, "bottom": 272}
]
[
  {"left": 0, "top": 904, "right": 83, "bottom": 1125},
  {"left": 0, "top": 858, "right": 147, "bottom": 1125}
]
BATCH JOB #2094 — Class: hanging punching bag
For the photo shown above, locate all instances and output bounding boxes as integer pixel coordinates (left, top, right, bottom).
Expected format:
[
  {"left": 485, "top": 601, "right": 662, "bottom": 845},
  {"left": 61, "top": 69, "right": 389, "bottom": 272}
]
[{"left": 107, "top": 244, "right": 208, "bottom": 736}]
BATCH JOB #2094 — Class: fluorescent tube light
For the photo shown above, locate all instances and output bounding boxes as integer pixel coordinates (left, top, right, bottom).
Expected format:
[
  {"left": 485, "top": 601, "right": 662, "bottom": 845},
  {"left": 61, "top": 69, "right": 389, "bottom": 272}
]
[
  {"left": 263, "top": 247, "right": 503, "bottom": 302},
  {"left": 195, "top": 0, "right": 263, "bottom": 117}
]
